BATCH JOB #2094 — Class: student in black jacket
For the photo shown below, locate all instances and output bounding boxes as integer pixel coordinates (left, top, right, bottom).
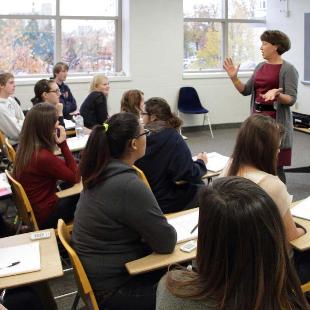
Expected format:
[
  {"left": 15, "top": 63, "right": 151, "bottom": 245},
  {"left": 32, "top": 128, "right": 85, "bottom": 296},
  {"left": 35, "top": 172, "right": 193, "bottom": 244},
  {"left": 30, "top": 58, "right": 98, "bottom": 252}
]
[
  {"left": 53, "top": 62, "right": 77, "bottom": 119},
  {"left": 135, "top": 97, "right": 208, "bottom": 213},
  {"left": 79, "top": 74, "right": 110, "bottom": 128}
]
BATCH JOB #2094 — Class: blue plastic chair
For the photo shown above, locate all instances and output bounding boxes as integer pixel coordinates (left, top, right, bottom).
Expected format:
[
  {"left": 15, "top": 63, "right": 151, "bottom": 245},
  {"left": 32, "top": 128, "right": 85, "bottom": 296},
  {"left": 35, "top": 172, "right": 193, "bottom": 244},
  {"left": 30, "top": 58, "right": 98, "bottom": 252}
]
[{"left": 178, "top": 87, "right": 214, "bottom": 138}]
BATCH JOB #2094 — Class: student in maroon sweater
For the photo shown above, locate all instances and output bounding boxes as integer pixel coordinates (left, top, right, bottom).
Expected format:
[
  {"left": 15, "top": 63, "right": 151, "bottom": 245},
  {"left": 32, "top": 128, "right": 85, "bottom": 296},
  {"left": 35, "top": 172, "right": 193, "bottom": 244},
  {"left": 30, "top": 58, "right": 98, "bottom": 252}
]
[{"left": 13, "top": 103, "right": 80, "bottom": 228}]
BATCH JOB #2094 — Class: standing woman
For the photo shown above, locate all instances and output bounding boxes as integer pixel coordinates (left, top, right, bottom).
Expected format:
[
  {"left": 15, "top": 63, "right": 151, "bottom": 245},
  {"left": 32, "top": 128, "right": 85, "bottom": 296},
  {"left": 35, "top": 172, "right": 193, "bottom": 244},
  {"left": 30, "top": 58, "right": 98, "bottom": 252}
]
[
  {"left": 120, "top": 89, "right": 144, "bottom": 117},
  {"left": 223, "top": 30, "right": 298, "bottom": 183},
  {"left": 135, "top": 97, "right": 208, "bottom": 214},
  {"left": 80, "top": 74, "right": 110, "bottom": 128},
  {"left": 13, "top": 103, "right": 80, "bottom": 229},
  {"left": 31, "top": 78, "right": 65, "bottom": 127},
  {"left": 72, "top": 112, "right": 176, "bottom": 310},
  {"left": 156, "top": 177, "right": 309, "bottom": 310}
]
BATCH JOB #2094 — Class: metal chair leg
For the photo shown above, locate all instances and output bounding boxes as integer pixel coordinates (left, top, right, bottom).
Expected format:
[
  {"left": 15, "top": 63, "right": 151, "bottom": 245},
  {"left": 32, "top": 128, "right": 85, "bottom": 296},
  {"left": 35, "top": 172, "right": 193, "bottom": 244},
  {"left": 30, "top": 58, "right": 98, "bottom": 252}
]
[
  {"left": 204, "top": 114, "right": 214, "bottom": 139},
  {"left": 71, "top": 292, "right": 80, "bottom": 310}
]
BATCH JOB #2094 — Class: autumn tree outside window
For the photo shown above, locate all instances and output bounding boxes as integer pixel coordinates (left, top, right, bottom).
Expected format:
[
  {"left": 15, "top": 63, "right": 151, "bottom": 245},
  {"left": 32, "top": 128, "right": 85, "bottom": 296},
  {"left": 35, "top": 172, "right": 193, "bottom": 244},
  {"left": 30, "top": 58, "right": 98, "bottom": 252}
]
[{"left": 183, "top": 0, "right": 267, "bottom": 72}]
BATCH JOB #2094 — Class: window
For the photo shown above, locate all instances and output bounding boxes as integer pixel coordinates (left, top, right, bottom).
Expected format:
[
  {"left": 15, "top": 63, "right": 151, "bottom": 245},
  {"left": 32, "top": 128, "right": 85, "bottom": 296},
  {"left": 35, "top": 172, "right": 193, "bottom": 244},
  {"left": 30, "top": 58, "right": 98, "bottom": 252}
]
[
  {"left": 183, "top": 0, "right": 267, "bottom": 72},
  {"left": 0, "top": 0, "right": 122, "bottom": 77}
]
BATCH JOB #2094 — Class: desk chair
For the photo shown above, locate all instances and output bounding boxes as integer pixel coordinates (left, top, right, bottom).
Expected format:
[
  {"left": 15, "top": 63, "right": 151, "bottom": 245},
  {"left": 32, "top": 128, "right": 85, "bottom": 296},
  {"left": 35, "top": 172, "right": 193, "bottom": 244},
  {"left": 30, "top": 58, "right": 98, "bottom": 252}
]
[
  {"left": 132, "top": 165, "right": 151, "bottom": 189},
  {"left": 5, "top": 170, "right": 73, "bottom": 234},
  {"left": 57, "top": 219, "right": 99, "bottom": 310},
  {"left": 301, "top": 281, "right": 310, "bottom": 293},
  {"left": 4, "top": 138, "right": 16, "bottom": 167},
  {"left": 178, "top": 87, "right": 214, "bottom": 139}
]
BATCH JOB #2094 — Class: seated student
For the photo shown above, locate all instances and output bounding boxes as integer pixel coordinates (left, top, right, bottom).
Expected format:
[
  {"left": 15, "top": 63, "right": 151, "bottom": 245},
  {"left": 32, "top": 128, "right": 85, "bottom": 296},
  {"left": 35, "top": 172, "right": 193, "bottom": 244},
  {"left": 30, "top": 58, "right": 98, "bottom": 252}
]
[
  {"left": 52, "top": 62, "right": 77, "bottom": 119},
  {"left": 13, "top": 103, "right": 80, "bottom": 229},
  {"left": 221, "top": 114, "right": 310, "bottom": 283},
  {"left": 120, "top": 89, "right": 144, "bottom": 117},
  {"left": 79, "top": 74, "right": 110, "bottom": 128},
  {"left": 156, "top": 177, "right": 309, "bottom": 310},
  {"left": 135, "top": 97, "right": 208, "bottom": 214},
  {"left": 0, "top": 72, "right": 25, "bottom": 145},
  {"left": 31, "top": 79, "right": 65, "bottom": 128},
  {"left": 72, "top": 112, "right": 177, "bottom": 310}
]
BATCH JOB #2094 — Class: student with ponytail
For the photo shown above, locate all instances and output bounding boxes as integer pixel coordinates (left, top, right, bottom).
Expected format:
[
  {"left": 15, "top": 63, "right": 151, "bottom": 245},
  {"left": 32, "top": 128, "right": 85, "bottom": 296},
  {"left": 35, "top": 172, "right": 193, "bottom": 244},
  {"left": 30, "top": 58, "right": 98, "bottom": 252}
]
[
  {"left": 135, "top": 97, "right": 208, "bottom": 213},
  {"left": 72, "top": 112, "right": 176, "bottom": 310}
]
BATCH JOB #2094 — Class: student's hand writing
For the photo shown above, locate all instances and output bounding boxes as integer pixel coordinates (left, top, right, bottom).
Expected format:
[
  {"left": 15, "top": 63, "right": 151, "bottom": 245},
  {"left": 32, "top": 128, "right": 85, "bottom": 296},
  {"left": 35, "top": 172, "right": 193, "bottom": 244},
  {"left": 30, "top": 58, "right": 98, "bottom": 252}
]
[
  {"left": 223, "top": 58, "right": 240, "bottom": 79},
  {"left": 196, "top": 152, "right": 208, "bottom": 164},
  {"left": 54, "top": 125, "right": 66, "bottom": 144},
  {"left": 260, "top": 88, "right": 283, "bottom": 101}
]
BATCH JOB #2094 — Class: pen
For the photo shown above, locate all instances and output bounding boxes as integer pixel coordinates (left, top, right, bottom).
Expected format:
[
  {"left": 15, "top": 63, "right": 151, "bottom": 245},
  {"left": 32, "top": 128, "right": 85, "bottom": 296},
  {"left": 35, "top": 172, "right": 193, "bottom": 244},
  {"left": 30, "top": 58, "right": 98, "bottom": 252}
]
[
  {"left": 0, "top": 261, "right": 20, "bottom": 270},
  {"left": 190, "top": 224, "right": 198, "bottom": 234}
]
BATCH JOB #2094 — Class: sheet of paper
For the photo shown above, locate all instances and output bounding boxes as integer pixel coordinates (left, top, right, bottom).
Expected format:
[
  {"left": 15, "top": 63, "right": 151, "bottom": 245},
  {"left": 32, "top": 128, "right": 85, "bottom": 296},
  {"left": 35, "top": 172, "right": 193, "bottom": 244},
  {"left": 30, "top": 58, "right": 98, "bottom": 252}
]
[
  {"left": 291, "top": 196, "right": 310, "bottom": 220},
  {"left": 193, "top": 152, "right": 229, "bottom": 172},
  {"left": 0, "top": 241, "right": 41, "bottom": 278},
  {"left": 66, "top": 135, "right": 89, "bottom": 152},
  {"left": 0, "top": 172, "right": 12, "bottom": 196},
  {"left": 64, "top": 119, "right": 76, "bottom": 129},
  {"left": 168, "top": 210, "right": 199, "bottom": 243}
]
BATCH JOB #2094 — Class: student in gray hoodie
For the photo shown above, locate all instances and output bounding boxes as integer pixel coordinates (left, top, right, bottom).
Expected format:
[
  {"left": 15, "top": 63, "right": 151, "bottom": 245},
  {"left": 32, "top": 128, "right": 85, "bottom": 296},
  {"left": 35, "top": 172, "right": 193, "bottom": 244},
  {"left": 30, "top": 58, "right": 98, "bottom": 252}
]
[{"left": 72, "top": 112, "right": 177, "bottom": 310}]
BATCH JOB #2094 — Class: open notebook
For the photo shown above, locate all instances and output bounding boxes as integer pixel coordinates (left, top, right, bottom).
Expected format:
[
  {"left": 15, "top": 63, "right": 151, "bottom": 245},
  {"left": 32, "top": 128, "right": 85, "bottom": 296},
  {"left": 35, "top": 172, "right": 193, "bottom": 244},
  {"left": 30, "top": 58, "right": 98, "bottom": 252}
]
[
  {"left": 193, "top": 152, "right": 229, "bottom": 172},
  {"left": 291, "top": 196, "right": 310, "bottom": 220},
  {"left": 66, "top": 135, "right": 89, "bottom": 152},
  {"left": 0, "top": 241, "right": 41, "bottom": 278},
  {"left": 168, "top": 210, "right": 199, "bottom": 243},
  {"left": 64, "top": 119, "right": 76, "bottom": 130}
]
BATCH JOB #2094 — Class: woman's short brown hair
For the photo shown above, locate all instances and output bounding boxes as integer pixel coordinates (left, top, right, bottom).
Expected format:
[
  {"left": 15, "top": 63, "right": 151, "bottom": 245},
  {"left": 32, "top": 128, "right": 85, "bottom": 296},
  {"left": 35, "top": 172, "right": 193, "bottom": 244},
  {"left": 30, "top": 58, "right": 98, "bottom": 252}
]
[{"left": 260, "top": 30, "right": 291, "bottom": 55}]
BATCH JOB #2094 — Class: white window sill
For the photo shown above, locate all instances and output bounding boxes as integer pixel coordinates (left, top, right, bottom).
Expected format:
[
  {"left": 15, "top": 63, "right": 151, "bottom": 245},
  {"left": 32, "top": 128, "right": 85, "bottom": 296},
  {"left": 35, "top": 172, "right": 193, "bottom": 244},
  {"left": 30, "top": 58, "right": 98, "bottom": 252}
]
[
  {"left": 182, "top": 71, "right": 253, "bottom": 80},
  {"left": 15, "top": 75, "right": 132, "bottom": 86}
]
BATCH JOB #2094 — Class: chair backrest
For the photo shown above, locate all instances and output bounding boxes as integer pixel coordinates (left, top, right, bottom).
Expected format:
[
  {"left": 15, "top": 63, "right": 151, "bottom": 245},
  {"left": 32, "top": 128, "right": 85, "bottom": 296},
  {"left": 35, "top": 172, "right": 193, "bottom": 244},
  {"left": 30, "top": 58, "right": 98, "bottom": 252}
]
[
  {"left": 132, "top": 165, "right": 151, "bottom": 189},
  {"left": 301, "top": 281, "right": 310, "bottom": 293},
  {"left": 4, "top": 137, "right": 16, "bottom": 164},
  {"left": 178, "top": 87, "right": 206, "bottom": 112},
  {"left": 5, "top": 170, "right": 39, "bottom": 231},
  {"left": 0, "top": 130, "right": 5, "bottom": 147},
  {"left": 57, "top": 219, "right": 99, "bottom": 310}
]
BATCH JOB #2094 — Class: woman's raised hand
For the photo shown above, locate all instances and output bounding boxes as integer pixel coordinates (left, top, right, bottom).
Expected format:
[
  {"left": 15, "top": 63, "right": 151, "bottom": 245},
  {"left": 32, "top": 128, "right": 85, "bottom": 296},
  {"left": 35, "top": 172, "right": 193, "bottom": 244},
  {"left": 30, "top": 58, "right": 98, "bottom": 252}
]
[{"left": 223, "top": 58, "right": 240, "bottom": 79}]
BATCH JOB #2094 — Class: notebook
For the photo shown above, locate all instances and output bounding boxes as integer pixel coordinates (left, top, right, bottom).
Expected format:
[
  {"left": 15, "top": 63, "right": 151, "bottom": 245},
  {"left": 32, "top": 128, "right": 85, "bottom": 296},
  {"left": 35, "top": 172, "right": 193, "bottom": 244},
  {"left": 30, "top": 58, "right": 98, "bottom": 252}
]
[
  {"left": 64, "top": 119, "right": 76, "bottom": 130},
  {"left": 193, "top": 152, "right": 229, "bottom": 172},
  {"left": 168, "top": 210, "right": 199, "bottom": 243},
  {"left": 66, "top": 135, "right": 89, "bottom": 152},
  {"left": 291, "top": 197, "right": 310, "bottom": 220},
  {"left": 0, "top": 241, "right": 41, "bottom": 278}
]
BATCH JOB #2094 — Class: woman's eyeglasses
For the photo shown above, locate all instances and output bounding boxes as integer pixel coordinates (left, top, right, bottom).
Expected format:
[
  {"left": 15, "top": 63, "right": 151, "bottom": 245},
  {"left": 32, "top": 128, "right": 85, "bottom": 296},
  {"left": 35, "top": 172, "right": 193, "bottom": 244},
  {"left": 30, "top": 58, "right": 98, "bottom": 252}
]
[
  {"left": 49, "top": 89, "right": 61, "bottom": 94},
  {"left": 135, "top": 129, "right": 150, "bottom": 138}
]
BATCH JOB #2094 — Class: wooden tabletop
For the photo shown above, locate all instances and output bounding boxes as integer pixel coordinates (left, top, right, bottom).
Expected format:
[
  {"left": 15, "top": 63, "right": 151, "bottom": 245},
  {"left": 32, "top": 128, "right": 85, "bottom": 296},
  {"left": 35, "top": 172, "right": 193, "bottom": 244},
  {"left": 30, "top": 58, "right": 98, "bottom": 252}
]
[
  {"left": 294, "top": 127, "right": 310, "bottom": 134},
  {"left": 126, "top": 200, "right": 310, "bottom": 275},
  {"left": 125, "top": 208, "right": 198, "bottom": 275},
  {"left": 56, "top": 180, "right": 83, "bottom": 198},
  {"left": 291, "top": 200, "right": 310, "bottom": 251},
  {"left": 0, "top": 229, "right": 63, "bottom": 289}
]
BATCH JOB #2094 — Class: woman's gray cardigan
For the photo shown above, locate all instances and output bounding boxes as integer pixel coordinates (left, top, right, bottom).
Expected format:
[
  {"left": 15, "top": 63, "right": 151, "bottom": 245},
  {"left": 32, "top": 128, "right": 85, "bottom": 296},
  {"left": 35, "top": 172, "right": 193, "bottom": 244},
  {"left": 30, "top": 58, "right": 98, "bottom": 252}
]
[{"left": 241, "top": 60, "right": 299, "bottom": 149}]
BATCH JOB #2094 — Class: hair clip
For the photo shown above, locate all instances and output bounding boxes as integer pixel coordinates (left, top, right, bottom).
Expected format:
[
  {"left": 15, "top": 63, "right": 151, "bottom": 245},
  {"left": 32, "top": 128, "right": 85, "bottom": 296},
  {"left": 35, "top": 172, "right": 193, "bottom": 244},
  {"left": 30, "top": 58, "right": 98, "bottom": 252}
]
[{"left": 103, "top": 123, "right": 109, "bottom": 132}]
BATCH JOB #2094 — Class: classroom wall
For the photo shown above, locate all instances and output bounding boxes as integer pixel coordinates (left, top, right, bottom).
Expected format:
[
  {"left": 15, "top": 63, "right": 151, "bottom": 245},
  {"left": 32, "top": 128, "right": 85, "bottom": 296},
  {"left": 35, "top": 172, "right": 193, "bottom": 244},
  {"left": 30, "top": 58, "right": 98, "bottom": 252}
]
[{"left": 14, "top": 0, "right": 310, "bottom": 126}]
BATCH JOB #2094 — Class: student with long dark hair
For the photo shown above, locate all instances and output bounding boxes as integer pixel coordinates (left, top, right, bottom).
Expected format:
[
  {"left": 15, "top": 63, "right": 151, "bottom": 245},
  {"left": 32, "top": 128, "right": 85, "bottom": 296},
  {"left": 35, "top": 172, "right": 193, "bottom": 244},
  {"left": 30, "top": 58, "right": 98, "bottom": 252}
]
[
  {"left": 222, "top": 114, "right": 303, "bottom": 241},
  {"left": 72, "top": 112, "right": 176, "bottom": 310},
  {"left": 13, "top": 103, "right": 80, "bottom": 228},
  {"left": 221, "top": 114, "right": 310, "bottom": 284},
  {"left": 157, "top": 177, "right": 309, "bottom": 310},
  {"left": 135, "top": 97, "right": 208, "bottom": 214}
]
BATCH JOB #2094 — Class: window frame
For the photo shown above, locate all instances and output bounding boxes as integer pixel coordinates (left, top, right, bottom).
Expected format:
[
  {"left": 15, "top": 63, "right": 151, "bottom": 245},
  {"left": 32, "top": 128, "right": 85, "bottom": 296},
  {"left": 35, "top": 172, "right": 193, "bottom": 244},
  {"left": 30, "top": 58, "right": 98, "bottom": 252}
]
[
  {"left": 0, "top": 0, "right": 123, "bottom": 78},
  {"left": 183, "top": 0, "right": 267, "bottom": 74}
]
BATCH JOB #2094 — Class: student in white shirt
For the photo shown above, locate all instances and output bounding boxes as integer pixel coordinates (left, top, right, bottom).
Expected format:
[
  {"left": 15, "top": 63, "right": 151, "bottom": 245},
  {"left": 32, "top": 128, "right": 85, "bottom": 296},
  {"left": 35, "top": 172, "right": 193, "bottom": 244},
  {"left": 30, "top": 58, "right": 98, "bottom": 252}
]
[{"left": 0, "top": 72, "right": 24, "bottom": 145}]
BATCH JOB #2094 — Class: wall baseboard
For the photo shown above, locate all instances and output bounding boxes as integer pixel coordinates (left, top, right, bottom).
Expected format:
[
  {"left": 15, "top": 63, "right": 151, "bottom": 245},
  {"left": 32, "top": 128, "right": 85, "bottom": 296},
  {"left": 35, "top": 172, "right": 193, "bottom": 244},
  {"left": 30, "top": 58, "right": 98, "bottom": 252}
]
[{"left": 182, "top": 123, "right": 242, "bottom": 133}]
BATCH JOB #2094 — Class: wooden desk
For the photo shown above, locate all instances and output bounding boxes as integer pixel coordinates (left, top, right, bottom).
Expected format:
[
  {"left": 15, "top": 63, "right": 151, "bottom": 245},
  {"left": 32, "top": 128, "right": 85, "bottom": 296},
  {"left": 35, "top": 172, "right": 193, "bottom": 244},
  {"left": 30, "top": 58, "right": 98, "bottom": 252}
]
[
  {"left": 294, "top": 126, "right": 310, "bottom": 134},
  {"left": 56, "top": 180, "right": 83, "bottom": 199},
  {"left": 55, "top": 135, "right": 89, "bottom": 155},
  {"left": 291, "top": 200, "right": 310, "bottom": 251},
  {"left": 0, "top": 229, "right": 63, "bottom": 289},
  {"left": 126, "top": 209, "right": 197, "bottom": 275},
  {"left": 126, "top": 201, "right": 310, "bottom": 275}
]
